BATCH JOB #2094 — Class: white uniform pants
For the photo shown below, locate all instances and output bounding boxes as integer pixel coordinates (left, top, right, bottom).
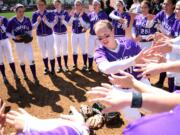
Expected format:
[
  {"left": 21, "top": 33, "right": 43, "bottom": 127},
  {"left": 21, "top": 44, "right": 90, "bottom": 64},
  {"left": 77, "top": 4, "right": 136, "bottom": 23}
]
[
  {"left": 37, "top": 35, "right": 55, "bottom": 60},
  {"left": 54, "top": 33, "right": 68, "bottom": 56},
  {"left": 15, "top": 42, "right": 34, "bottom": 65},
  {"left": 0, "top": 38, "right": 14, "bottom": 65},
  {"left": 71, "top": 33, "right": 86, "bottom": 55}
]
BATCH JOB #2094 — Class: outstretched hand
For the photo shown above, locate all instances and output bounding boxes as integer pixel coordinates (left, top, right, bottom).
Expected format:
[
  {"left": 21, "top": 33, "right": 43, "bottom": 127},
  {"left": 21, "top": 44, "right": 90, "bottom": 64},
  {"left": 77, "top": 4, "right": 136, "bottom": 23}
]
[{"left": 87, "top": 83, "right": 132, "bottom": 113}]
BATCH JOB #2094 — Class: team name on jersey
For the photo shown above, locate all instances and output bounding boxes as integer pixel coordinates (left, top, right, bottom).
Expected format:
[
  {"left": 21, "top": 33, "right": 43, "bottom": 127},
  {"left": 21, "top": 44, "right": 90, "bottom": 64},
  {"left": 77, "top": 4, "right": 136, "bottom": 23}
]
[{"left": 14, "top": 25, "right": 30, "bottom": 32}]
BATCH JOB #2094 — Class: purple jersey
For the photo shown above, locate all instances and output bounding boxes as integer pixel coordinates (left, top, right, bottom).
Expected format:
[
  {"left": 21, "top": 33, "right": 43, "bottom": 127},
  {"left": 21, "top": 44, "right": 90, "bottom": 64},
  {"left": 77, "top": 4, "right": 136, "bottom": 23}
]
[
  {"left": 123, "top": 105, "right": 180, "bottom": 135},
  {"left": 53, "top": 9, "right": 70, "bottom": 34},
  {"left": 88, "top": 11, "right": 108, "bottom": 35},
  {"left": 94, "top": 37, "right": 142, "bottom": 80},
  {"left": 71, "top": 12, "right": 90, "bottom": 34},
  {"left": 32, "top": 10, "right": 54, "bottom": 36},
  {"left": 133, "top": 14, "right": 156, "bottom": 37},
  {"left": 171, "top": 19, "right": 180, "bottom": 38},
  {"left": 0, "top": 16, "right": 8, "bottom": 40},
  {"left": 112, "top": 10, "right": 131, "bottom": 36},
  {"left": 154, "top": 11, "right": 176, "bottom": 36},
  {"left": 17, "top": 126, "right": 80, "bottom": 135},
  {"left": 6, "top": 16, "right": 32, "bottom": 42}
]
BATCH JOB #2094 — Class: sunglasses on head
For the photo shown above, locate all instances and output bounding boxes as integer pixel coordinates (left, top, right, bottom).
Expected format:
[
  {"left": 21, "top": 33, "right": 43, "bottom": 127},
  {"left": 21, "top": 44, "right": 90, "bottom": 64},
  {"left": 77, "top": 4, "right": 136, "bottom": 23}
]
[{"left": 97, "top": 34, "right": 111, "bottom": 41}]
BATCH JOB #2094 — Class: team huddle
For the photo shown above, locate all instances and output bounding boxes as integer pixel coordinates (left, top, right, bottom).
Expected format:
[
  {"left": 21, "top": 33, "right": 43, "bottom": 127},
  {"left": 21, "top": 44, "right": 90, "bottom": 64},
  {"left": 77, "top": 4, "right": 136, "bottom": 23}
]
[{"left": 0, "top": 0, "right": 180, "bottom": 134}]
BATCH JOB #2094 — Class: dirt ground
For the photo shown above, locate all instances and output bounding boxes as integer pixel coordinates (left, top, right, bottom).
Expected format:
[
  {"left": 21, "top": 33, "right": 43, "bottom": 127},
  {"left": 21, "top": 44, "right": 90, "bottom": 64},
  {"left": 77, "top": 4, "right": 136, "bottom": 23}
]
[{"left": 0, "top": 23, "right": 165, "bottom": 134}]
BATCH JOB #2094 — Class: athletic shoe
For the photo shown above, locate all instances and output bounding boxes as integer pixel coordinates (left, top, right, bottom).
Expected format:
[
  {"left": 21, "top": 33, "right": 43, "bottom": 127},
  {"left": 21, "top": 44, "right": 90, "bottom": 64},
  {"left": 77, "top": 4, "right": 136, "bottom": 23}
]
[
  {"left": 57, "top": 67, "right": 63, "bottom": 73},
  {"left": 63, "top": 66, "right": 69, "bottom": 72},
  {"left": 154, "top": 82, "right": 163, "bottom": 88},
  {"left": 14, "top": 74, "right": 20, "bottom": 81},
  {"left": 71, "top": 65, "right": 78, "bottom": 71},
  {"left": 82, "top": 65, "right": 88, "bottom": 71},
  {"left": 23, "top": 74, "right": 28, "bottom": 80},
  {"left": 44, "top": 68, "right": 49, "bottom": 75},
  {"left": 87, "top": 67, "right": 93, "bottom": 72},
  {"left": 3, "top": 77, "right": 9, "bottom": 84},
  {"left": 50, "top": 70, "right": 55, "bottom": 76},
  {"left": 33, "top": 78, "right": 39, "bottom": 85}
]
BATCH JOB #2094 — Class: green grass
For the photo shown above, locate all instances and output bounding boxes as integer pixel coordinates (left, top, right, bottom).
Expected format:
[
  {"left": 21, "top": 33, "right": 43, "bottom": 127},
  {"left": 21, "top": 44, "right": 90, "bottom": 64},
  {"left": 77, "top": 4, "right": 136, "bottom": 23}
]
[{"left": 0, "top": 11, "right": 33, "bottom": 19}]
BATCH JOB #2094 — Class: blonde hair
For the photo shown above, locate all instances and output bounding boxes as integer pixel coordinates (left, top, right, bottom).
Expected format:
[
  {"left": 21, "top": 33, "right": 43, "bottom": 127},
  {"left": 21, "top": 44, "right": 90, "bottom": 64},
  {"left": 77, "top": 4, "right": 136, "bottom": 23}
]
[{"left": 94, "top": 20, "right": 113, "bottom": 33}]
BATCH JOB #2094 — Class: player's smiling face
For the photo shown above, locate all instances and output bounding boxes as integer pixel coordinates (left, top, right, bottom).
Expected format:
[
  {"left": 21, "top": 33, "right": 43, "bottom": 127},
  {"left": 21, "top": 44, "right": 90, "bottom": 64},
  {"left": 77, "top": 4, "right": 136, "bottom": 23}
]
[
  {"left": 116, "top": 2, "right": 124, "bottom": 12},
  {"left": 37, "top": 1, "right": 46, "bottom": 12},
  {"left": 54, "top": 1, "right": 62, "bottom": 10},
  {"left": 96, "top": 27, "right": 115, "bottom": 49},
  {"left": 163, "top": 0, "right": 175, "bottom": 14},
  {"left": 175, "top": 2, "right": 180, "bottom": 19},
  {"left": 141, "top": 2, "right": 149, "bottom": 15},
  {"left": 93, "top": 2, "right": 100, "bottom": 12},
  {"left": 75, "top": 2, "right": 82, "bottom": 12},
  {"left": 16, "top": 7, "right": 25, "bottom": 18}
]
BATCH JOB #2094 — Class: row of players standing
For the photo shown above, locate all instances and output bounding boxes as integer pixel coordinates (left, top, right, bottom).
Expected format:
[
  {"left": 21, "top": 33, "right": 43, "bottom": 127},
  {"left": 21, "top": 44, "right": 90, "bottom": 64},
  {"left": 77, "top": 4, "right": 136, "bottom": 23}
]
[{"left": 0, "top": 0, "right": 179, "bottom": 90}]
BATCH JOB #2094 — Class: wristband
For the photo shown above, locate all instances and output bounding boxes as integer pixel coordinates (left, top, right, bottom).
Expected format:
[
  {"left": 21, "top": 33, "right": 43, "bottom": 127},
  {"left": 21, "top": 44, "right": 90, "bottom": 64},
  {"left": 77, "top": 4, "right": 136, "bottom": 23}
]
[{"left": 131, "top": 92, "right": 142, "bottom": 108}]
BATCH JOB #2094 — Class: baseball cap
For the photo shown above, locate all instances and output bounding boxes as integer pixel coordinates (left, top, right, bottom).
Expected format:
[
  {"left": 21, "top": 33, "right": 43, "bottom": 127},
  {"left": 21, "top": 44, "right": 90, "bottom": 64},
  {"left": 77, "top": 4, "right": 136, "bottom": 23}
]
[
  {"left": 15, "top": 3, "right": 24, "bottom": 11},
  {"left": 93, "top": 0, "right": 101, "bottom": 5}
]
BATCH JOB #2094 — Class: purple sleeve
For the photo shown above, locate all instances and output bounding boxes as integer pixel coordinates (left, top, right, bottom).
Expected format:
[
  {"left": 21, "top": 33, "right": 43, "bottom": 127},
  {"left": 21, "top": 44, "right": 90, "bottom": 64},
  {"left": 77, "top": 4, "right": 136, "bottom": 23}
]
[
  {"left": 153, "top": 11, "right": 163, "bottom": 23},
  {"left": 6, "top": 19, "right": 13, "bottom": 33},
  {"left": 102, "top": 12, "right": 108, "bottom": 20},
  {"left": 82, "top": 12, "right": 90, "bottom": 23},
  {"left": 94, "top": 47, "right": 108, "bottom": 65},
  {"left": 27, "top": 18, "right": 32, "bottom": 31},
  {"left": 32, "top": 12, "right": 37, "bottom": 24},
  {"left": 17, "top": 126, "right": 79, "bottom": 135},
  {"left": 132, "top": 16, "right": 138, "bottom": 35},
  {"left": 2, "top": 17, "right": 8, "bottom": 28},
  {"left": 64, "top": 11, "right": 70, "bottom": 22},
  {"left": 123, "top": 106, "right": 180, "bottom": 135},
  {"left": 125, "top": 13, "right": 131, "bottom": 27}
]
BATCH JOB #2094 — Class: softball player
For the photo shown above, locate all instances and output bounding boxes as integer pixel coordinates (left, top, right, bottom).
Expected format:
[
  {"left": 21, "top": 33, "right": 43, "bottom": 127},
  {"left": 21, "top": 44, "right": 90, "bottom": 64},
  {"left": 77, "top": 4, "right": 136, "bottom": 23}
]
[
  {"left": 0, "top": 16, "right": 19, "bottom": 84},
  {"left": 170, "top": 1, "right": 180, "bottom": 90},
  {"left": 6, "top": 4, "right": 39, "bottom": 84},
  {"left": 88, "top": 0, "right": 108, "bottom": 71},
  {"left": 69, "top": 0, "right": 90, "bottom": 71},
  {"left": 52, "top": 0, "right": 70, "bottom": 72},
  {"left": 109, "top": 0, "right": 131, "bottom": 38},
  {"left": 151, "top": 0, "right": 176, "bottom": 91},
  {"left": 94, "top": 20, "right": 150, "bottom": 121},
  {"left": 32, "top": 0, "right": 55, "bottom": 75},
  {"left": 132, "top": 0, "right": 156, "bottom": 50}
]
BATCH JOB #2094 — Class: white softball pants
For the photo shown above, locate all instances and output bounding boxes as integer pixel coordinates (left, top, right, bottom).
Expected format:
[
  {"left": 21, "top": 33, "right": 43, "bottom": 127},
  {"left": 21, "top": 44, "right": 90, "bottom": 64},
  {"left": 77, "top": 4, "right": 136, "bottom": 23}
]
[
  {"left": 0, "top": 38, "right": 14, "bottom": 65},
  {"left": 71, "top": 33, "right": 86, "bottom": 55},
  {"left": 15, "top": 42, "right": 34, "bottom": 65},
  {"left": 54, "top": 33, "right": 68, "bottom": 56},
  {"left": 37, "top": 35, "right": 55, "bottom": 60},
  {"left": 87, "top": 34, "right": 99, "bottom": 58}
]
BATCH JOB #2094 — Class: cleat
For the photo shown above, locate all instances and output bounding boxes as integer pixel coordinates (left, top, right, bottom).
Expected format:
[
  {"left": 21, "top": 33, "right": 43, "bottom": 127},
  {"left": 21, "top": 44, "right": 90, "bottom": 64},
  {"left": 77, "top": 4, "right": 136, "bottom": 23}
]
[
  {"left": 33, "top": 78, "right": 39, "bottom": 85},
  {"left": 14, "top": 74, "right": 20, "bottom": 81},
  {"left": 3, "top": 77, "right": 9, "bottom": 84},
  {"left": 82, "top": 65, "right": 88, "bottom": 71},
  {"left": 63, "top": 66, "right": 69, "bottom": 72},
  {"left": 23, "top": 75, "right": 28, "bottom": 80},
  {"left": 50, "top": 70, "right": 55, "bottom": 76},
  {"left": 44, "top": 68, "right": 49, "bottom": 75},
  {"left": 57, "top": 67, "right": 63, "bottom": 73}
]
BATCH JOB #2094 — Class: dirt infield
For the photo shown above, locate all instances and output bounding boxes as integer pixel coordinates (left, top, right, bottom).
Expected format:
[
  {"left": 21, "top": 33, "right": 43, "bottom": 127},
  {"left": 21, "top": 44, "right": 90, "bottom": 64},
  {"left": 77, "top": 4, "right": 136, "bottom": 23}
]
[{"left": 0, "top": 25, "right": 164, "bottom": 134}]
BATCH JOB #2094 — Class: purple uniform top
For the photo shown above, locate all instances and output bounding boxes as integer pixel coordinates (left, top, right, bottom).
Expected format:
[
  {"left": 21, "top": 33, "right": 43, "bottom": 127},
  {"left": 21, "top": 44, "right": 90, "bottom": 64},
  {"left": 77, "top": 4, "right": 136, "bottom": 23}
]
[
  {"left": 17, "top": 126, "right": 80, "bottom": 135},
  {"left": 123, "top": 105, "right": 180, "bottom": 135},
  {"left": 6, "top": 16, "right": 32, "bottom": 43},
  {"left": 88, "top": 10, "right": 108, "bottom": 35},
  {"left": 32, "top": 10, "right": 54, "bottom": 36},
  {"left": 71, "top": 12, "right": 90, "bottom": 34},
  {"left": 112, "top": 10, "right": 131, "bottom": 36},
  {"left": 133, "top": 14, "right": 156, "bottom": 37},
  {"left": 171, "top": 19, "right": 180, "bottom": 38},
  {"left": 94, "top": 37, "right": 142, "bottom": 80},
  {"left": 53, "top": 9, "right": 70, "bottom": 34},
  {"left": 154, "top": 11, "right": 176, "bottom": 36},
  {"left": 0, "top": 16, "right": 8, "bottom": 40}
]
